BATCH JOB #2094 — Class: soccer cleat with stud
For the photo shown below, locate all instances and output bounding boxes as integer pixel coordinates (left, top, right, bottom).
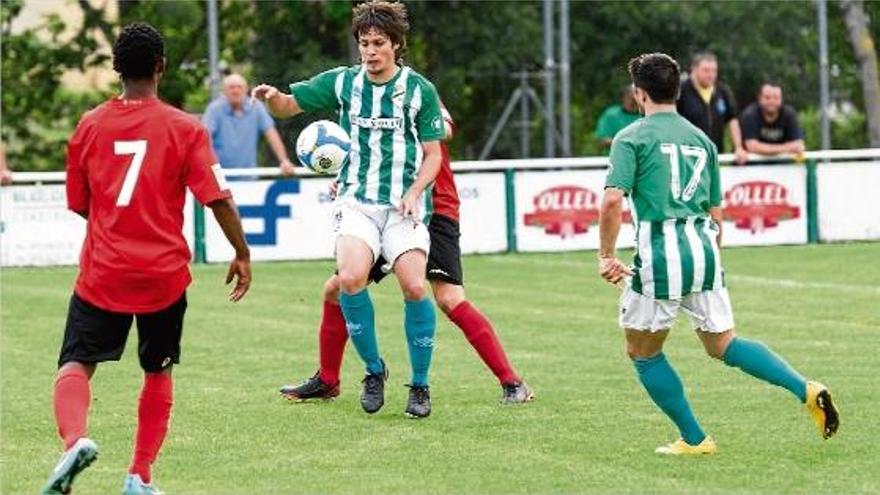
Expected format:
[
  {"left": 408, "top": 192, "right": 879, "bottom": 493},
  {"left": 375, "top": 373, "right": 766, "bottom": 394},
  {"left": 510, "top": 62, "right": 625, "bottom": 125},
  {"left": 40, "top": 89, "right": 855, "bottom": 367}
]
[
  {"left": 405, "top": 384, "right": 432, "bottom": 418},
  {"left": 279, "top": 372, "right": 340, "bottom": 402},
  {"left": 500, "top": 380, "right": 535, "bottom": 405},
  {"left": 805, "top": 381, "right": 839, "bottom": 439},
  {"left": 655, "top": 436, "right": 717, "bottom": 455},
  {"left": 122, "top": 473, "right": 164, "bottom": 495},
  {"left": 360, "top": 361, "right": 388, "bottom": 414},
  {"left": 41, "top": 437, "right": 99, "bottom": 495}
]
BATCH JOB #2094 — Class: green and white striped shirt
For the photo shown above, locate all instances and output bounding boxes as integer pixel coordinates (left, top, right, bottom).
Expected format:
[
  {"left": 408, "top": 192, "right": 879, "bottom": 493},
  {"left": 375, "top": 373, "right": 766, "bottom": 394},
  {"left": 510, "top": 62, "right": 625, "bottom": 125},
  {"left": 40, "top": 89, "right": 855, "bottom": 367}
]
[
  {"left": 606, "top": 112, "right": 724, "bottom": 300},
  {"left": 291, "top": 65, "right": 445, "bottom": 211},
  {"left": 630, "top": 217, "right": 723, "bottom": 299}
]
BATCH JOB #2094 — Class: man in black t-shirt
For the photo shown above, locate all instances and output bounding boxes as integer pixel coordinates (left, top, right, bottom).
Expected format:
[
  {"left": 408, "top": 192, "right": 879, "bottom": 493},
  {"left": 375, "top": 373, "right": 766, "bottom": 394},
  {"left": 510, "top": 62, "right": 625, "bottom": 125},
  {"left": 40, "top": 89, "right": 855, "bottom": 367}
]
[
  {"left": 677, "top": 52, "right": 748, "bottom": 164},
  {"left": 741, "top": 83, "right": 805, "bottom": 157}
]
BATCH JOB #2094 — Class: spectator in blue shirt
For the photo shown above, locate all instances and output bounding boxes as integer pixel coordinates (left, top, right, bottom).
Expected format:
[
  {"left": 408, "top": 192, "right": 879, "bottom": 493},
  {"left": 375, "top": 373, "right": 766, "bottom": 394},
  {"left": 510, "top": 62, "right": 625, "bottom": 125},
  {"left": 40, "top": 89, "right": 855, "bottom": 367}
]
[{"left": 202, "top": 73, "right": 295, "bottom": 178}]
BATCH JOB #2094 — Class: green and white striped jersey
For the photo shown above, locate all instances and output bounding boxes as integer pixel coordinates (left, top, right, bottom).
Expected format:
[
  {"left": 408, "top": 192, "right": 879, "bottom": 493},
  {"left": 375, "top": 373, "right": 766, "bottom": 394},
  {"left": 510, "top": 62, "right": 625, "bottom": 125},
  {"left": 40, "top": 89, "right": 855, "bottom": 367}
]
[
  {"left": 605, "top": 112, "right": 723, "bottom": 300},
  {"left": 290, "top": 65, "right": 445, "bottom": 211}
]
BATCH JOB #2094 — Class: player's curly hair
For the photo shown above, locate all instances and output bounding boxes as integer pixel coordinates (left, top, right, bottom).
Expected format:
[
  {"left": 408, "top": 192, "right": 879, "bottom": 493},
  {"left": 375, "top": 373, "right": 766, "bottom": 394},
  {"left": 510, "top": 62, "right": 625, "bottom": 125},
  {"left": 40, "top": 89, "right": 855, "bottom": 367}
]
[
  {"left": 628, "top": 53, "right": 680, "bottom": 104},
  {"left": 352, "top": 1, "right": 409, "bottom": 61},
  {"left": 112, "top": 22, "right": 165, "bottom": 80}
]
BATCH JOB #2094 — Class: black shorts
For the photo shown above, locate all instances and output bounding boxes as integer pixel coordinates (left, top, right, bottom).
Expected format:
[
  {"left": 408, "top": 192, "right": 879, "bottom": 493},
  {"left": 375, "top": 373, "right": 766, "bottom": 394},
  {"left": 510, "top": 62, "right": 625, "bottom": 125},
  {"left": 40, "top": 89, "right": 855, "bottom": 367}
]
[
  {"left": 351, "top": 215, "right": 464, "bottom": 286},
  {"left": 58, "top": 292, "right": 187, "bottom": 372},
  {"left": 426, "top": 214, "right": 463, "bottom": 285}
]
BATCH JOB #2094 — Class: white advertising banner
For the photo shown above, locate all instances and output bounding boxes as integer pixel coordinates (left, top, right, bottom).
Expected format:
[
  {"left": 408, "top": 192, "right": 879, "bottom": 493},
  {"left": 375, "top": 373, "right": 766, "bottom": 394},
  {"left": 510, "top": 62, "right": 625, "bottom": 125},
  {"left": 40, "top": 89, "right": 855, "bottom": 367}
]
[
  {"left": 1, "top": 184, "right": 86, "bottom": 266},
  {"left": 205, "top": 174, "right": 508, "bottom": 262},
  {"left": 456, "top": 173, "right": 507, "bottom": 254},
  {"left": 0, "top": 185, "right": 195, "bottom": 267},
  {"left": 514, "top": 170, "right": 636, "bottom": 252},
  {"left": 204, "top": 178, "right": 336, "bottom": 262},
  {"left": 817, "top": 161, "right": 880, "bottom": 241},
  {"left": 719, "top": 165, "right": 807, "bottom": 246},
  {"left": 514, "top": 165, "right": 807, "bottom": 253}
]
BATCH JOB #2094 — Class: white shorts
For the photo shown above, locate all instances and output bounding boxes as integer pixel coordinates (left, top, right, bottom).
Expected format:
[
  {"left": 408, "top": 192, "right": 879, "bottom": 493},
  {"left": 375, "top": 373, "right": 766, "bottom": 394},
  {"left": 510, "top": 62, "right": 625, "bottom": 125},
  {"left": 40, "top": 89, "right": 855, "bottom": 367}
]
[
  {"left": 619, "top": 285, "right": 735, "bottom": 333},
  {"left": 332, "top": 197, "right": 430, "bottom": 272}
]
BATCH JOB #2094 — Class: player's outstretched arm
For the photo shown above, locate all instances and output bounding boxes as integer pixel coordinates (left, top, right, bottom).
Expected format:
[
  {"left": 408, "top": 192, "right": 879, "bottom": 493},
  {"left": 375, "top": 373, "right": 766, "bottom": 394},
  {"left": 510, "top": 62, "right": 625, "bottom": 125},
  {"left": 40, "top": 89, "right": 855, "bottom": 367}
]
[
  {"left": 598, "top": 187, "right": 633, "bottom": 285},
  {"left": 399, "top": 140, "right": 442, "bottom": 220},
  {"left": 252, "top": 84, "right": 303, "bottom": 119},
  {"left": 207, "top": 197, "right": 252, "bottom": 302}
]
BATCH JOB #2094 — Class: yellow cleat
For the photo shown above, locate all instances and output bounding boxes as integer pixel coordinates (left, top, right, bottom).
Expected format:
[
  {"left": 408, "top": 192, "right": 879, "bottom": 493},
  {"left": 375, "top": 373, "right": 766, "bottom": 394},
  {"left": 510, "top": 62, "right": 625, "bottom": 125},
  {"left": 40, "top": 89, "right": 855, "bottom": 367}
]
[
  {"left": 655, "top": 436, "right": 717, "bottom": 455},
  {"left": 805, "top": 381, "right": 839, "bottom": 439}
]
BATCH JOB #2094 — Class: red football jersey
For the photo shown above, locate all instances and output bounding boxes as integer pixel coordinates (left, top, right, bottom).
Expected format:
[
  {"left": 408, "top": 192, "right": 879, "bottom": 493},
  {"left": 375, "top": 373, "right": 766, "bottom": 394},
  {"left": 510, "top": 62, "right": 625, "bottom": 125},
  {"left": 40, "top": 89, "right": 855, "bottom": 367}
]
[
  {"left": 66, "top": 97, "right": 231, "bottom": 313},
  {"left": 432, "top": 105, "right": 460, "bottom": 222}
]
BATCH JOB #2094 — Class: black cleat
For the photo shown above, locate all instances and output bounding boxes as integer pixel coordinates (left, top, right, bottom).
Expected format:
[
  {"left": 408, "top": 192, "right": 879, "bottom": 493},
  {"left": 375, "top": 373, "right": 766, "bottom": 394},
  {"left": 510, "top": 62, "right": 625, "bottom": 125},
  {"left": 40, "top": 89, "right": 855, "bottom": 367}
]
[
  {"left": 405, "top": 384, "right": 432, "bottom": 419},
  {"left": 501, "top": 380, "right": 535, "bottom": 405},
  {"left": 280, "top": 372, "right": 340, "bottom": 402},
  {"left": 360, "top": 362, "right": 388, "bottom": 414}
]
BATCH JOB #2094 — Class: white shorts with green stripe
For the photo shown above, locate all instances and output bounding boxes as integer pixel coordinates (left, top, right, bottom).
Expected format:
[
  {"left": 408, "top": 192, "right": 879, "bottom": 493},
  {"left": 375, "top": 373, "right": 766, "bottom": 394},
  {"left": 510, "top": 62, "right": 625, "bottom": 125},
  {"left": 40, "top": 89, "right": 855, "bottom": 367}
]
[
  {"left": 619, "top": 285, "right": 735, "bottom": 333},
  {"left": 332, "top": 197, "right": 430, "bottom": 272}
]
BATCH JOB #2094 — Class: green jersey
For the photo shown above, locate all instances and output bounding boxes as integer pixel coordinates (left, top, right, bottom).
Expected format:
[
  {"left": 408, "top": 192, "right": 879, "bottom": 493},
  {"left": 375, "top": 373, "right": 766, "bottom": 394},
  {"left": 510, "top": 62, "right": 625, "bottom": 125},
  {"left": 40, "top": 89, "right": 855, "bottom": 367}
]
[
  {"left": 595, "top": 104, "right": 641, "bottom": 143},
  {"left": 605, "top": 111, "right": 723, "bottom": 300},
  {"left": 291, "top": 65, "right": 445, "bottom": 209}
]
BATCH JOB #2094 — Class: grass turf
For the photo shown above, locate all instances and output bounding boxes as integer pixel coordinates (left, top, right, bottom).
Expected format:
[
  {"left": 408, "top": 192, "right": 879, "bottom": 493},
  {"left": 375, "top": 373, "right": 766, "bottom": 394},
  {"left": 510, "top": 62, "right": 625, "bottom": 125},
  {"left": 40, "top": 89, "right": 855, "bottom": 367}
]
[{"left": 2, "top": 243, "right": 878, "bottom": 494}]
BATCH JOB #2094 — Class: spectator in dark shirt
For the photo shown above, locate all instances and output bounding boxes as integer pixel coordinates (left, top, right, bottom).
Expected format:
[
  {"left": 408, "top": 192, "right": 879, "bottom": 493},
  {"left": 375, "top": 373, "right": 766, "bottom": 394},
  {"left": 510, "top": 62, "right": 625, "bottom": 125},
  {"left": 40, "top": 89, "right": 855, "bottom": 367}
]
[
  {"left": 740, "top": 83, "right": 805, "bottom": 157},
  {"left": 677, "top": 52, "right": 748, "bottom": 164},
  {"left": 595, "top": 85, "right": 641, "bottom": 151}
]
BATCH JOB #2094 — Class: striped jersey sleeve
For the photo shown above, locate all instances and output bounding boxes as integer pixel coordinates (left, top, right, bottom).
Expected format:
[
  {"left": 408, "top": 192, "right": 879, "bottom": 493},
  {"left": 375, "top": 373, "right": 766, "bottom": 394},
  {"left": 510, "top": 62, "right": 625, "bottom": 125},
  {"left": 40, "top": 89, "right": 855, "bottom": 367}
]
[{"left": 290, "top": 67, "right": 347, "bottom": 113}]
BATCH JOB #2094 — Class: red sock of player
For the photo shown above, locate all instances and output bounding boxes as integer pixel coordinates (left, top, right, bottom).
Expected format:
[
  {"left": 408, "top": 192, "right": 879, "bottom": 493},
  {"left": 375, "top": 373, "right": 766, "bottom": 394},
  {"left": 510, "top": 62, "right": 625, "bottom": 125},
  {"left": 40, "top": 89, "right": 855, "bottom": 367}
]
[
  {"left": 448, "top": 301, "right": 520, "bottom": 385},
  {"left": 53, "top": 365, "right": 91, "bottom": 450},
  {"left": 318, "top": 300, "right": 348, "bottom": 385},
  {"left": 129, "top": 372, "right": 173, "bottom": 484}
]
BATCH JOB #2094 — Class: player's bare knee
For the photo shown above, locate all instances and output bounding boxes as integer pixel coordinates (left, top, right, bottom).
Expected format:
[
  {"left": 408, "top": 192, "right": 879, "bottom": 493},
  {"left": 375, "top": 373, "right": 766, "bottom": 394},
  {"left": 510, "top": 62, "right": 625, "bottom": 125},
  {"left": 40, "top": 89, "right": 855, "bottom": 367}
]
[
  {"left": 432, "top": 284, "right": 465, "bottom": 315},
  {"left": 625, "top": 330, "right": 667, "bottom": 359},
  {"left": 435, "top": 294, "right": 460, "bottom": 315},
  {"left": 705, "top": 343, "right": 727, "bottom": 360},
  {"left": 626, "top": 344, "right": 639, "bottom": 360},
  {"left": 337, "top": 271, "right": 368, "bottom": 294},
  {"left": 59, "top": 361, "right": 96, "bottom": 379},
  {"left": 626, "top": 343, "right": 659, "bottom": 360},
  {"left": 401, "top": 281, "right": 427, "bottom": 301},
  {"left": 698, "top": 328, "right": 735, "bottom": 360},
  {"left": 322, "top": 277, "right": 341, "bottom": 302}
]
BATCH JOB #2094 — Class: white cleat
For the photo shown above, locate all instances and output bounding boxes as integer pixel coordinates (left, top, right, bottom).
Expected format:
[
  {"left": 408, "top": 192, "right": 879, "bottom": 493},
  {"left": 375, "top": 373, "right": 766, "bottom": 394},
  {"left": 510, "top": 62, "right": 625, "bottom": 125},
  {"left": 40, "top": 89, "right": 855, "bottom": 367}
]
[{"left": 41, "top": 437, "right": 99, "bottom": 494}]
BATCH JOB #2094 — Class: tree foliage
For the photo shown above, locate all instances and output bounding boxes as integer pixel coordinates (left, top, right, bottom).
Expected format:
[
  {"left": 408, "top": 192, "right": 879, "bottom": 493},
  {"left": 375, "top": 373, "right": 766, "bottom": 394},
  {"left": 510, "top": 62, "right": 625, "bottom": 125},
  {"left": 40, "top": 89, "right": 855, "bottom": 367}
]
[
  {"left": 3, "top": 0, "right": 878, "bottom": 171},
  {"left": 1, "top": 0, "right": 109, "bottom": 171}
]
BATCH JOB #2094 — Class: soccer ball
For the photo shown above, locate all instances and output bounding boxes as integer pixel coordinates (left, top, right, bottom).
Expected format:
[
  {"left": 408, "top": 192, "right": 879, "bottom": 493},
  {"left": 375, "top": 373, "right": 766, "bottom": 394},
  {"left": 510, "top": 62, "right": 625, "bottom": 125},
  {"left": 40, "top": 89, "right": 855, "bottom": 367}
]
[{"left": 295, "top": 120, "right": 350, "bottom": 175}]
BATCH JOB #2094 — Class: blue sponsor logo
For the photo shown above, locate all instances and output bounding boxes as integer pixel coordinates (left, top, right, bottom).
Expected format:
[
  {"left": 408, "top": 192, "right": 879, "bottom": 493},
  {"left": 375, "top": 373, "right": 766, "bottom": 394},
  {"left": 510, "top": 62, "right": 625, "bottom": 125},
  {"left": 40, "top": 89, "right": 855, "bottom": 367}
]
[{"left": 237, "top": 180, "right": 301, "bottom": 245}]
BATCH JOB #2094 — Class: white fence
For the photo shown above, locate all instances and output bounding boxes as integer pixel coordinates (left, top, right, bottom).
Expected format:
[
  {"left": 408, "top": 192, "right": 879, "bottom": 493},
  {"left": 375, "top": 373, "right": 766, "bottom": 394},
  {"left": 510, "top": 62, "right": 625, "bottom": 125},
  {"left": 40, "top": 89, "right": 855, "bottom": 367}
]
[{"left": 2, "top": 149, "right": 878, "bottom": 267}]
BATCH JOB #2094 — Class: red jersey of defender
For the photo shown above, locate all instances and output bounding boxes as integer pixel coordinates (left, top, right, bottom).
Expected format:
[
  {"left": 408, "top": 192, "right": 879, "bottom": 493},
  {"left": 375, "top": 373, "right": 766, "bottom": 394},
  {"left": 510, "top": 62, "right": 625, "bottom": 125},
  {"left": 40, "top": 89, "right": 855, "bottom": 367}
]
[
  {"left": 432, "top": 105, "right": 459, "bottom": 222},
  {"left": 66, "top": 97, "right": 231, "bottom": 313}
]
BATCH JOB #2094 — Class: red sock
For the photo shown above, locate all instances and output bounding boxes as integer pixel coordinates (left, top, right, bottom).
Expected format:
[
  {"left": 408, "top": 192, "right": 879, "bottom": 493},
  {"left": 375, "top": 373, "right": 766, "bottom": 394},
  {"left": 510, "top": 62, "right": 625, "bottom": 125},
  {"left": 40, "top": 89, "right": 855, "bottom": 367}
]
[
  {"left": 53, "top": 366, "right": 91, "bottom": 450},
  {"left": 448, "top": 301, "right": 520, "bottom": 385},
  {"left": 129, "top": 373, "right": 173, "bottom": 484},
  {"left": 318, "top": 300, "right": 348, "bottom": 385}
]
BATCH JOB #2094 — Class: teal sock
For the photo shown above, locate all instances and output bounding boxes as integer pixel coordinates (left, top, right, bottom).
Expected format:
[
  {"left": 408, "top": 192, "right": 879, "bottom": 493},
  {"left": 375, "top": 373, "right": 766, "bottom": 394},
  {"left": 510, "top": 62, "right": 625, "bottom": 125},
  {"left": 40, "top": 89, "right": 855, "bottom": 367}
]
[
  {"left": 339, "top": 289, "right": 384, "bottom": 375},
  {"left": 404, "top": 298, "right": 436, "bottom": 387},
  {"left": 634, "top": 353, "right": 706, "bottom": 446},
  {"left": 723, "top": 337, "right": 807, "bottom": 403}
]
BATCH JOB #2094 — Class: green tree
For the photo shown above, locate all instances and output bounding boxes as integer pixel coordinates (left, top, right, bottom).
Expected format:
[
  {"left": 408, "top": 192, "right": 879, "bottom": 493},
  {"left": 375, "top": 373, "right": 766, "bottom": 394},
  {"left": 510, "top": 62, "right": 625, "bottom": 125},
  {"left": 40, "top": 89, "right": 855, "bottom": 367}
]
[
  {"left": 118, "top": 0, "right": 255, "bottom": 111},
  {"left": 1, "top": 0, "right": 109, "bottom": 171}
]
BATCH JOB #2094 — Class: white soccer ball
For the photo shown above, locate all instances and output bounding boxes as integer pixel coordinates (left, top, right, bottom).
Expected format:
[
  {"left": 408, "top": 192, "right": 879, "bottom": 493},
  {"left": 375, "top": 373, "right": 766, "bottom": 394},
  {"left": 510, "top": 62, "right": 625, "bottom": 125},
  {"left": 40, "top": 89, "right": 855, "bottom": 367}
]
[{"left": 295, "top": 120, "right": 350, "bottom": 175}]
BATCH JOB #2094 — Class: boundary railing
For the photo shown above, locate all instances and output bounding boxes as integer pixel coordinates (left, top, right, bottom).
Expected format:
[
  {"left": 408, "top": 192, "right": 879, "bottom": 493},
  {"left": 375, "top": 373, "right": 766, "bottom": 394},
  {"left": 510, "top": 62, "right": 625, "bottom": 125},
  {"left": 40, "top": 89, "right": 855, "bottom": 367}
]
[{"left": 7, "top": 148, "right": 880, "bottom": 264}]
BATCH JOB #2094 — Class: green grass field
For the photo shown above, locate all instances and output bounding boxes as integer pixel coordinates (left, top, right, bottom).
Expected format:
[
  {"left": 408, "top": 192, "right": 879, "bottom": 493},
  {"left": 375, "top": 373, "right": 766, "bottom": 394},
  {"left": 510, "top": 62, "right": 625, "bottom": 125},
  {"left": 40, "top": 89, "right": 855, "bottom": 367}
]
[{"left": 2, "top": 243, "right": 878, "bottom": 494}]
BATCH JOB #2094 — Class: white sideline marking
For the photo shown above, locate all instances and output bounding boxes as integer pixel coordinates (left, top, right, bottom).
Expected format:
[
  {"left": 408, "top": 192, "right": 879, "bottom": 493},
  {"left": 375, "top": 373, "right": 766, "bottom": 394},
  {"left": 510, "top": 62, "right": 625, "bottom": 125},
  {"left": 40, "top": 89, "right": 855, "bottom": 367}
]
[
  {"left": 727, "top": 275, "right": 880, "bottom": 295},
  {"left": 481, "top": 256, "right": 880, "bottom": 294}
]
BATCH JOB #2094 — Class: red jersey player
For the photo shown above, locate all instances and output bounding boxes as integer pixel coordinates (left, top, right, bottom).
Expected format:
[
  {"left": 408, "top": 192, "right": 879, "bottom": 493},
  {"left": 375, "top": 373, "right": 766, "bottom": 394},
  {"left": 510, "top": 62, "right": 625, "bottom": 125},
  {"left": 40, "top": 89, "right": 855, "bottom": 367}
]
[
  {"left": 279, "top": 103, "right": 534, "bottom": 405},
  {"left": 42, "top": 23, "right": 251, "bottom": 495}
]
